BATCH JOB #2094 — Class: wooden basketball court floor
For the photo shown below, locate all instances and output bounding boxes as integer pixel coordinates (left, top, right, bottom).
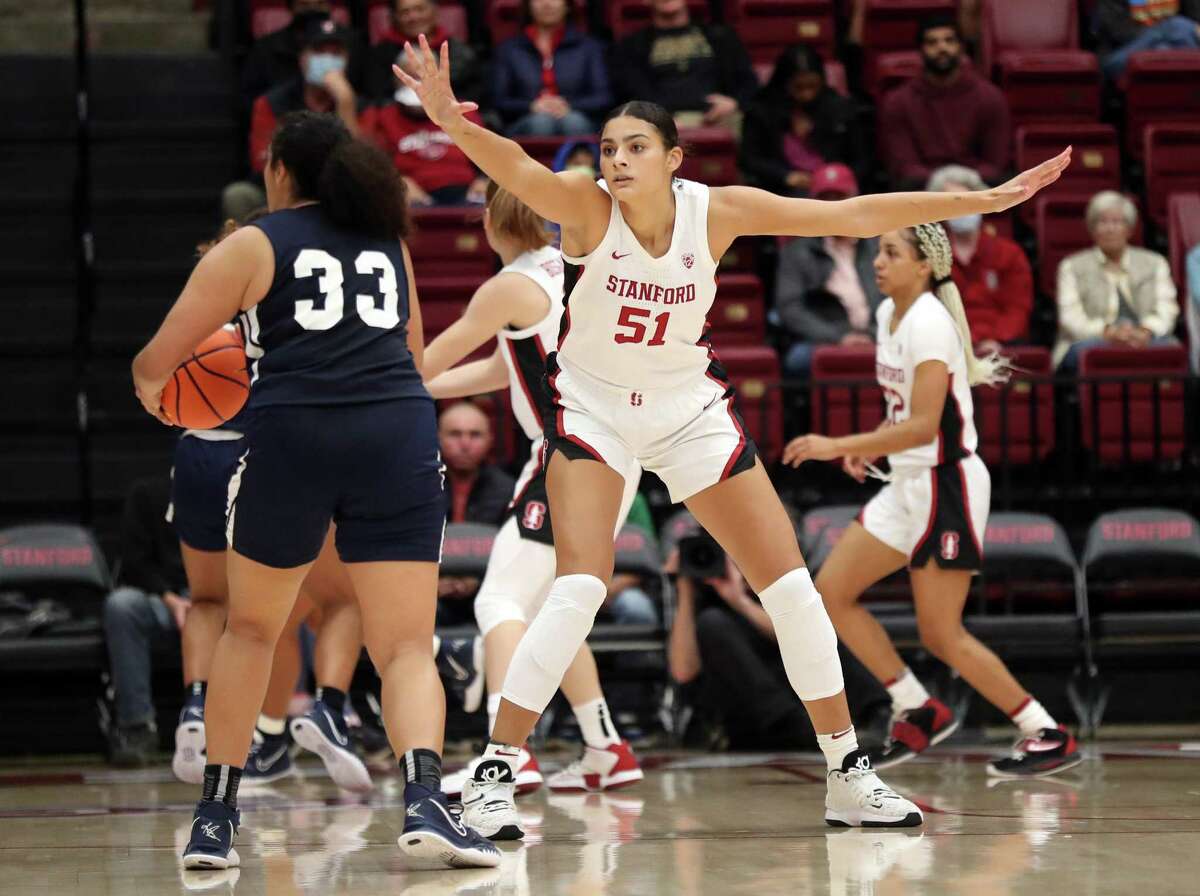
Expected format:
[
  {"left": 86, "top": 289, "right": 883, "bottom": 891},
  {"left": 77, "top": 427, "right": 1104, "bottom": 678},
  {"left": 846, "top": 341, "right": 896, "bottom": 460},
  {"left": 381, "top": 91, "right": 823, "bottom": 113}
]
[{"left": 2, "top": 741, "right": 1198, "bottom": 894}]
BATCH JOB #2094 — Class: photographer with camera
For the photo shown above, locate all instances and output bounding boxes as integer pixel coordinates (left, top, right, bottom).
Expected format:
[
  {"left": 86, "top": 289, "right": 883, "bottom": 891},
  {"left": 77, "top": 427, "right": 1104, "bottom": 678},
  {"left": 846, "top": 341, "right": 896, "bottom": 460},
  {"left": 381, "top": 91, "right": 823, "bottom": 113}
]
[{"left": 667, "top": 528, "right": 888, "bottom": 750}]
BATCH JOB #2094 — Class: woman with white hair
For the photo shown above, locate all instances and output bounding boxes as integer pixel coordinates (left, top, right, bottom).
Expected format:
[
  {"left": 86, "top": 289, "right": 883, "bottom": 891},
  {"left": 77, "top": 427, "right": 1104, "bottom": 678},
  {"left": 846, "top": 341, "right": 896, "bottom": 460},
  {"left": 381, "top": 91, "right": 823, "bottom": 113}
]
[{"left": 1054, "top": 190, "right": 1179, "bottom": 369}]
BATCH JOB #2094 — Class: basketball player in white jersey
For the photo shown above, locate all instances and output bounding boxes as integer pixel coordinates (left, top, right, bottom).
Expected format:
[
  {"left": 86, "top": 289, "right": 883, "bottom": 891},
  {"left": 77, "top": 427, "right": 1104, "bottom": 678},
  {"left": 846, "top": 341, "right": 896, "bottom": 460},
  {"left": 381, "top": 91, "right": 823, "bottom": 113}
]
[
  {"left": 785, "top": 223, "right": 1082, "bottom": 779},
  {"left": 421, "top": 183, "right": 644, "bottom": 805},
  {"left": 395, "top": 36, "right": 1069, "bottom": 836}
]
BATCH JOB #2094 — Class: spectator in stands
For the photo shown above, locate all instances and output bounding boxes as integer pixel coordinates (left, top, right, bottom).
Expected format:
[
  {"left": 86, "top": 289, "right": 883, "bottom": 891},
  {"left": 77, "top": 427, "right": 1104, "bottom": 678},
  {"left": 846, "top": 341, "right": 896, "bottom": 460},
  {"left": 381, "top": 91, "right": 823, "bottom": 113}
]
[
  {"left": 1054, "top": 191, "right": 1180, "bottom": 369},
  {"left": 553, "top": 138, "right": 600, "bottom": 175},
  {"left": 102, "top": 476, "right": 188, "bottom": 767},
  {"left": 879, "top": 14, "right": 1010, "bottom": 190},
  {"left": 365, "top": 50, "right": 488, "bottom": 206},
  {"left": 1096, "top": 0, "right": 1200, "bottom": 80},
  {"left": 927, "top": 164, "right": 1033, "bottom": 353},
  {"left": 1188, "top": 242, "right": 1200, "bottom": 371},
  {"left": 740, "top": 44, "right": 868, "bottom": 196},
  {"left": 493, "top": 0, "right": 612, "bottom": 136},
  {"left": 773, "top": 164, "right": 883, "bottom": 376},
  {"left": 366, "top": 0, "right": 483, "bottom": 103},
  {"left": 437, "top": 402, "right": 515, "bottom": 622},
  {"left": 240, "top": 0, "right": 366, "bottom": 110},
  {"left": 610, "top": 0, "right": 758, "bottom": 133},
  {"left": 223, "top": 17, "right": 367, "bottom": 220}
]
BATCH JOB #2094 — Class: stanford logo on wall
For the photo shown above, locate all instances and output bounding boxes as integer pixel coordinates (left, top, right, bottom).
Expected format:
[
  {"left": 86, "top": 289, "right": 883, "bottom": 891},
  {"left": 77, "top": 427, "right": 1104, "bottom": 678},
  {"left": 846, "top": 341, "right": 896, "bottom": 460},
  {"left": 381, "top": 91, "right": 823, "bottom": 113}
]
[
  {"left": 523, "top": 501, "right": 547, "bottom": 531},
  {"left": 940, "top": 531, "right": 960, "bottom": 561}
]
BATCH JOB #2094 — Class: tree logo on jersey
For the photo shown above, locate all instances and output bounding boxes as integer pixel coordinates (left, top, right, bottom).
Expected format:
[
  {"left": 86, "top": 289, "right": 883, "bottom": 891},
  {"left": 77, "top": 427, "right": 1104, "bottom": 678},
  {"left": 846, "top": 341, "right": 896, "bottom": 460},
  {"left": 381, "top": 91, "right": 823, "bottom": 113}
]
[
  {"left": 681, "top": 252, "right": 695, "bottom": 269},
  {"left": 630, "top": 391, "right": 643, "bottom": 407},
  {"left": 940, "top": 531, "right": 960, "bottom": 561},
  {"left": 523, "top": 501, "right": 547, "bottom": 531}
]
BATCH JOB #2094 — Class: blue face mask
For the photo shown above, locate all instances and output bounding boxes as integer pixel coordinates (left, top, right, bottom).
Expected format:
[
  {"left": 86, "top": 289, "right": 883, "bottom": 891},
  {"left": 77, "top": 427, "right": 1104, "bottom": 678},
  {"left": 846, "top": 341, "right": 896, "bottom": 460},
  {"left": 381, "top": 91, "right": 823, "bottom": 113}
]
[
  {"left": 947, "top": 213, "right": 982, "bottom": 235},
  {"left": 305, "top": 53, "right": 346, "bottom": 87}
]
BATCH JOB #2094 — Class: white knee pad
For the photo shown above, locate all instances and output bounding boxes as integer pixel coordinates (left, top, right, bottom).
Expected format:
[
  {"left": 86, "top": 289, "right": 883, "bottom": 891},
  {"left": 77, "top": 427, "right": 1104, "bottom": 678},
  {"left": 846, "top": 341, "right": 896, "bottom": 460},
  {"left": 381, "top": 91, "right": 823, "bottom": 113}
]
[
  {"left": 758, "top": 567, "right": 844, "bottom": 702},
  {"left": 473, "top": 520, "right": 558, "bottom": 636},
  {"left": 501, "top": 574, "right": 607, "bottom": 713}
]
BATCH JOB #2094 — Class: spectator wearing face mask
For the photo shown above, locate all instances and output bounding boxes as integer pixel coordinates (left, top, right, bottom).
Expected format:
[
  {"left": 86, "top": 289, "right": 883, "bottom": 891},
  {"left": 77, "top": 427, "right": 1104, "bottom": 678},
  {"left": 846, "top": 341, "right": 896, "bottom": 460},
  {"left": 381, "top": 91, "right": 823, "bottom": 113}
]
[
  {"left": 240, "top": 0, "right": 366, "bottom": 110},
  {"left": 927, "top": 164, "right": 1033, "bottom": 355},
  {"left": 367, "top": 0, "right": 484, "bottom": 104},
  {"left": 223, "top": 17, "right": 369, "bottom": 221},
  {"left": 879, "top": 14, "right": 1010, "bottom": 190},
  {"left": 364, "top": 49, "right": 488, "bottom": 206}
]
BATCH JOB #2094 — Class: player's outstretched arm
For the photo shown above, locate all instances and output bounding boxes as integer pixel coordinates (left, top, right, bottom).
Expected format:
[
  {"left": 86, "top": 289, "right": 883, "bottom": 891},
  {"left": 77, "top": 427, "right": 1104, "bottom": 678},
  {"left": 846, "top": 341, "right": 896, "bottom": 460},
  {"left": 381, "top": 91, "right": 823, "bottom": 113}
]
[
  {"left": 425, "top": 348, "right": 509, "bottom": 400},
  {"left": 394, "top": 36, "right": 608, "bottom": 230},
  {"left": 712, "top": 149, "right": 1072, "bottom": 242}
]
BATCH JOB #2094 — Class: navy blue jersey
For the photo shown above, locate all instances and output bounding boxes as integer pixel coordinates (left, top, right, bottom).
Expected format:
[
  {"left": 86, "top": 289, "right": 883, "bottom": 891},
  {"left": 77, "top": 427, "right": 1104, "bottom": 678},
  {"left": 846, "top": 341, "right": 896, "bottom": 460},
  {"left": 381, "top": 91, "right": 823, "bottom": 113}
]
[{"left": 242, "top": 205, "right": 426, "bottom": 409}]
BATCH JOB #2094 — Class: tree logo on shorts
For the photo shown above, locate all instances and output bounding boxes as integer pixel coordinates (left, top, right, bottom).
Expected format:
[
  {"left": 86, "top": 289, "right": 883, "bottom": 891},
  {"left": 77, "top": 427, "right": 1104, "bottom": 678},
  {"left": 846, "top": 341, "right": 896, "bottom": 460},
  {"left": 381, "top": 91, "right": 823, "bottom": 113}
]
[
  {"left": 681, "top": 252, "right": 695, "bottom": 269},
  {"left": 523, "top": 501, "right": 547, "bottom": 531},
  {"left": 630, "top": 391, "right": 643, "bottom": 407},
  {"left": 940, "top": 531, "right": 960, "bottom": 561}
]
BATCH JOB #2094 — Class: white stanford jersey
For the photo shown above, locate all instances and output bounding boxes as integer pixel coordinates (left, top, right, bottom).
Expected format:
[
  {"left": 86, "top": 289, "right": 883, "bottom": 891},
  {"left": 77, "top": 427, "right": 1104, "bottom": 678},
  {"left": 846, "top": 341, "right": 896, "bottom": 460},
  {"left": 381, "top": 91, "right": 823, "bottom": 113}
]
[
  {"left": 558, "top": 178, "right": 720, "bottom": 388},
  {"left": 875, "top": 292, "right": 978, "bottom": 472},
  {"left": 496, "top": 245, "right": 564, "bottom": 440}
]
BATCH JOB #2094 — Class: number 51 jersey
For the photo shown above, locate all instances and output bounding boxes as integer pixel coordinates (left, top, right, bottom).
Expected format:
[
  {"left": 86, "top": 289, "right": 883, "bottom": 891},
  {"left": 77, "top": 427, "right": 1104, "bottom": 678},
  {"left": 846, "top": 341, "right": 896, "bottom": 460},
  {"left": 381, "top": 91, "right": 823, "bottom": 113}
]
[
  {"left": 241, "top": 205, "right": 427, "bottom": 409},
  {"left": 558, "top": 178, "right": 720, "bottom": 389}
]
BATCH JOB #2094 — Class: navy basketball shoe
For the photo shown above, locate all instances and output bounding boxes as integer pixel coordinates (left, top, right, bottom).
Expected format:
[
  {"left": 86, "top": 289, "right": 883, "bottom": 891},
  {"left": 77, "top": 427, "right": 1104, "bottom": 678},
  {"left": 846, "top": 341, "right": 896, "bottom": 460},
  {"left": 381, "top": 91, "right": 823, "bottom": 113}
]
[
  {"left": 291, "top": 699, "right": 372, "bottom": 792},
  {"left": 397, "top": 788, "right": 501, "bottom": 869},
  {"left": 436, "top": 636, "right": 485, "bottom": 714},
  {"left": 182, "top": 800, "right": 240, "bottom": 870},
  {"left": 173, "top": 695, "right": 207, "bottom": 785},
  {"left": 242, "top": 729, "right": 294, "bottom": 785}
]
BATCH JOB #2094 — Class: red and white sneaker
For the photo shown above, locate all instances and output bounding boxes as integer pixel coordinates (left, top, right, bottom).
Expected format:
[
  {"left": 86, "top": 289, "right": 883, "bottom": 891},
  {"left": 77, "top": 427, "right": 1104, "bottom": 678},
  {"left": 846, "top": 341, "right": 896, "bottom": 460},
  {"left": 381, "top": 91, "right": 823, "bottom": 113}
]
[
  {"left": 868, "top": 698, "right": 959, "bottom": 770},
  {"left": 987, "top": 725, "right": 1083, "bottom": 778},
  {"left": 441, "top": 747, "right": 544, "bottom": 799},
  {"left": 546, "top": 740, "right": 644, "bottom": 792}
]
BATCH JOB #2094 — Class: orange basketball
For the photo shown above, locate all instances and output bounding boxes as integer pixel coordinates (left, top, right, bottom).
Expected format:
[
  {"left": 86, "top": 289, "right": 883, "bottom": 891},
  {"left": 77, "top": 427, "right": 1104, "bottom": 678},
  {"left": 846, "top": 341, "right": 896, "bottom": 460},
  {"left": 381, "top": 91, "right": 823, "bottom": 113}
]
[{"left": 161, "top": 325, "right": 250, "bottom": 429}]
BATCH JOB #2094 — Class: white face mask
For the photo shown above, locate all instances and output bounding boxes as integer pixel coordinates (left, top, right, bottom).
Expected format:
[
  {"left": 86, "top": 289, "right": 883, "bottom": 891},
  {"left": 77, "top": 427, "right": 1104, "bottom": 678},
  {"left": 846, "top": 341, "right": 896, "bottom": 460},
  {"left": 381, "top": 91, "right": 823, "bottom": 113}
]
[{"left": 947, "top": 213, "right": 982, "bottom": 235}]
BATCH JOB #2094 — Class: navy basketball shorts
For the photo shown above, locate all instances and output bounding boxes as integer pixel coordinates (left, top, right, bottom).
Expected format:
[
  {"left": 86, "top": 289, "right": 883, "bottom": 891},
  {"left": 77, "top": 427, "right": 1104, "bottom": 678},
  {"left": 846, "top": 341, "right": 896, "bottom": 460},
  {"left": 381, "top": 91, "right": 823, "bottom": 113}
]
[
  {"left": 170, "top": 434, "right": 246, "bottom": 552},
  {"left": 227, "top": 398, "right": 446, "bottom": 568}
]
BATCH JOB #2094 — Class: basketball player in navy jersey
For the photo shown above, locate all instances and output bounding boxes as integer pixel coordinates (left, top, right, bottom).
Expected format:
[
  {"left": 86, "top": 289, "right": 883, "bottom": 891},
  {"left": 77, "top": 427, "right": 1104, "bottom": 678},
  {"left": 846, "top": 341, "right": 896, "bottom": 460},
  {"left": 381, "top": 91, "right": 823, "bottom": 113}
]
[
  {"left": 134, "top": 111, "right": 497, "bottom": 870},
  {"left": 396, "top": 36, "right": 1069, "bottom": 836}
]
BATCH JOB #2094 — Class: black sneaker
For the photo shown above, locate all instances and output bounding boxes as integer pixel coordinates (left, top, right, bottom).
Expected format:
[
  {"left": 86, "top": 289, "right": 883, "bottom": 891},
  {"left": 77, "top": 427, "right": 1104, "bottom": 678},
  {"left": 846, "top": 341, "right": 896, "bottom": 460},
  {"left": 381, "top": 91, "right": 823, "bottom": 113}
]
[
  {"left": 869, "top": 698, "right": 959, "bottom": 770},
  {"left": 110, "top": 723, "right": 158, "bottom": 767},
  {"left": 174, "top": 697, "right": 206, "bottom": 785},
  {"left": 182, "top": 799, "right": 240, "bottom": 870},
  {"left": 397, "top": 788, "right": 501, "bottom": 869},
  {"left": 242, "top": 730, "right": 294, "bottom": 785},
  {"left": 987, "top": 725, "right": 1083, "bottom": 778},
  {"left": 291, "top": 699, "right": 372, "bottom": 792},
  {"left": 436, "top": 637, "right": 485, "bottom": 713}
]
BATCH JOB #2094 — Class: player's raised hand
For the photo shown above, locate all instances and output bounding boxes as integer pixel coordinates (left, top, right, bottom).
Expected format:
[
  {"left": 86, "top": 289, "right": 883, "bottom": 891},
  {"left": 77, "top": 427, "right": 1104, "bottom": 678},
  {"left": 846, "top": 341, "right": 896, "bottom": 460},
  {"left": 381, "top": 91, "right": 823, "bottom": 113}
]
[
  {"left": 393, "top": 34, "right": 478, "bottom": 131},
  {"left": 987, "top": 147, "right": 1072, "bottom": 213}
]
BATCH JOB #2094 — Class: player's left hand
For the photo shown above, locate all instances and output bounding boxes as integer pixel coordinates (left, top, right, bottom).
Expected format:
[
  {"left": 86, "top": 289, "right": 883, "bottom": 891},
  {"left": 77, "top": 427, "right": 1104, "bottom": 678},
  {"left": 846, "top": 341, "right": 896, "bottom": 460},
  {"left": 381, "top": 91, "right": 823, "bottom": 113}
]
[
  {"left": 987, "top": 147, "right": 1072, "bottom": 213},
  {"left": 133, "top": 371, "right": 172, "bottom": 425},
  {"left": 783, "top": 434, "right": 842, "bottom": 465}
]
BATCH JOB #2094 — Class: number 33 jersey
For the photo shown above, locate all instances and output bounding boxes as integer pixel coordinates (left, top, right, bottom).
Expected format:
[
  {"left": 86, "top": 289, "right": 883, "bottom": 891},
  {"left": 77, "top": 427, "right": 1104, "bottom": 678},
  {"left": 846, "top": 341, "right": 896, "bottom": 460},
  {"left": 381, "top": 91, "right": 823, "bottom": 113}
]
[
  {"left": 874, "top": 292, "right": 978, "bottom": 473},
  {"left": 558, "top": 178, "right": 719, "bottom": 388},
  {"left": 240, "top": 205, "right": 427, "bottom": 410}
]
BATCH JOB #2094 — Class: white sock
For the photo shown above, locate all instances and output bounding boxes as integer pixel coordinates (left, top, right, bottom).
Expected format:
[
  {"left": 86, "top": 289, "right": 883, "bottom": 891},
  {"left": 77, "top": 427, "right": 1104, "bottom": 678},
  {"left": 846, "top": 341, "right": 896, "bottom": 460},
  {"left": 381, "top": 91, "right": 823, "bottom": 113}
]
[
  {"left": 486, "top": 693, "right": 502, "bottom": 738},
  {"left": 481, "top": 741, "right": 521, "bottom": 778},
  {"left": 817, "top": 726, "right": 859, "bottom": 772},
  {"left": 886, "top": 668, "right": 931, "bottom": 713},
  {"left": 1011, "top": 697, "right": 1056, "bottom": 737},
  {"left": 572, "top": 697, "right": 621, "bottom": 749},
  {"left": 256, "top": 713, "right": 286, "bottom": 736}
]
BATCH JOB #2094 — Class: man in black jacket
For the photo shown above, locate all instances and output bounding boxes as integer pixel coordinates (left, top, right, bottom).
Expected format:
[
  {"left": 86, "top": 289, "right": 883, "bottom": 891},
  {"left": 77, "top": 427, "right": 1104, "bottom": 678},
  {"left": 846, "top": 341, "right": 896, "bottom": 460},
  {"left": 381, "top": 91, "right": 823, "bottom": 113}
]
[
  {"left": 610, "top": 0, "right": 758, "bottom": 132},
  {"left": 102, "top": 476, "right": 189, "bottom": 767}
]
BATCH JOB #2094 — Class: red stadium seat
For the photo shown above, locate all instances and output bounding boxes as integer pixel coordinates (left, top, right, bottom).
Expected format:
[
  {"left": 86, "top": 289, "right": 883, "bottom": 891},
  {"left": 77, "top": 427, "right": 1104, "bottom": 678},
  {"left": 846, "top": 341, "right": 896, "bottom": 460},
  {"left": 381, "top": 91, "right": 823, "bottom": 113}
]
[
  {"left": 250, "top": 1, "right": 351, "bottom": 38},
  {"left": 725, "top": 0, "right": 836, "bottom": 65},
  {"left": 809, "top": 345, "right": 885, "bottom": 439},
  {"left": 1078, "top": 346, "right": 1188, "bottom": 464},
  {"left": 870, "top": 50, "right": 922, "bottom": 98},
  {"left": 860, "top": 0, "right": 955, "bottom": 96},
  {"left": 708, "top": 274, "right": 766, "bottom": 347},
  {"left": 1167, "top": 192, "right": 1200, "bottom": 296},
  {"left": 408, "top": 208, "right": 494, "bottom": 279},
  {"left": 995, "top": 50, "right": 1100, "bottom": 132},
  {"left": 1121, "top": 51, "right": 1200, "bottom": 159},
  {"left": 1014, "top": 124, "right": 1120, "bottom": 227},
  {"left": 1143, "top": 124, "right": 1200, "bottom": 231},
  {"left": 980, "top": 0, "right": 1080, "bottom": 77},
  {"left": 972, "top": 346, "right": 1054, "bottom": 465},
  {"left": 488, "top": 0, "right": 587, "bottom": 45},
  {"left": 1035, "top": 193, "right": 1144, "bottom": 296},
  {"left": 366, "top": 2, "right": 467, "bottom": 45},
  {"left": 514, "top": 137, "right": 568, "bottom": 171},
  {"left": 677, "top": 127, "right": 738, "bottom": 186},
  {"left": 713, "top": 345, "right": 784, "bottom": 462},
  {"left": 608, "top": 0, "right": 710, "bottom": 39}
]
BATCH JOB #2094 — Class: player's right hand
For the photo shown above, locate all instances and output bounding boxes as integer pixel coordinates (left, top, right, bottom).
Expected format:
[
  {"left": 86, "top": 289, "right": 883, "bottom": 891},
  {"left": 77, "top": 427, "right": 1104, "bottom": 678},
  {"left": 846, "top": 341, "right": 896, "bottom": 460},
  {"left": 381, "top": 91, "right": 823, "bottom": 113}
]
[
  {"left": 842, "top": 456, "right": 869, "bottom": 483},
  {"left": 393, "top": 34, "right": 478, "bottom": 132}
]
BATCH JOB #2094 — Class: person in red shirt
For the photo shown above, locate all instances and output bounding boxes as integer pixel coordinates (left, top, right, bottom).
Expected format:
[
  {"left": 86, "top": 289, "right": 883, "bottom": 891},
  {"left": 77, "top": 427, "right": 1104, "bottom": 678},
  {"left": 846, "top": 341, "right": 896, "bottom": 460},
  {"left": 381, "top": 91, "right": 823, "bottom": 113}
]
[
  {"left": 364, "top": 51, "right": 488, "bottom": 206},
  {"left": 928, "top": 164, "right": 1033, "bottom": 355},
  {"left": 366, "top": 0, "right": 484, "bottom": 102}
]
